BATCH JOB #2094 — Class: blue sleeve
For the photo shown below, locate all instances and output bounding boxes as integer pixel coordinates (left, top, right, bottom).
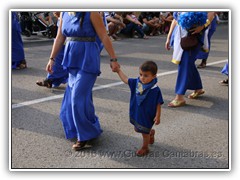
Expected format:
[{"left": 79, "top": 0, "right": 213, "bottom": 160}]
[
  {"left": 128, "top": 78, "right": 137, "bottom": 93},
  {"left": 157, "top": 88, "right": 164, "bottom": 105},
  {"left": 173, "top": 12, "right": 179, "bottom": 20}
]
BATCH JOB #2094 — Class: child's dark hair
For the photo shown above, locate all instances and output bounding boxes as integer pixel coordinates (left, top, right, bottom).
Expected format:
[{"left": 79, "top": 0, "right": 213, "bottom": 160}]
[{"left": 140, "top": 61, "right": 158, "bottom": 75}]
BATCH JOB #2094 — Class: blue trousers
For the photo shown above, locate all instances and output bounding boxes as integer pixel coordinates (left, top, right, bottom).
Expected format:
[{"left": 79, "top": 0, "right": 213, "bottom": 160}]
[{"left": 60, "top": 69, "right": 102, "bottom": 141}]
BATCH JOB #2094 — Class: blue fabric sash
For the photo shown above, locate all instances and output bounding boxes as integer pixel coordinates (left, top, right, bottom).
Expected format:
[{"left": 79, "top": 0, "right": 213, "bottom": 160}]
[{"left": 136, "top": 77, "right": 157, "bottom": 106}]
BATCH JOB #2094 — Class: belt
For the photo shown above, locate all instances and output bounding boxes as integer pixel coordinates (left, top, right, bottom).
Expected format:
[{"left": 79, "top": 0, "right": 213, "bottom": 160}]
[{"left": 66, "top": 37, "right": 96, "bottom": 42}]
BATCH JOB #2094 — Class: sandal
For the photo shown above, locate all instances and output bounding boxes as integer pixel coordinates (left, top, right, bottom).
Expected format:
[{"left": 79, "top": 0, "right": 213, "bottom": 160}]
[
  {"left": 197, "top": 63, "right": 206, "bottom": 68},
  {"left": 219, "top": 79, "right": 228, "bottom": 86},
  {"left": 149, "top": 129, "right": 155, "bottom": 144},
  {"left": 168, "top": 99, "right": 186, "bottom": 107},
  {"left": 197, "top": 60, "right": 207, "bottom": 68},
  {"left": 16, "top": 60, "right": 27, "bottom": 70},
  {"left": 72, "top": 141, "right": 88, "bottom": 151},
  {"left": 136, "top": 148, "right": 149, "bottom": 156},
  {"left": 36, "top": 79, "right": 53, "bottom": 88},
  {"left": 188, "top": 90, "right": 205, "bottom": 99}
]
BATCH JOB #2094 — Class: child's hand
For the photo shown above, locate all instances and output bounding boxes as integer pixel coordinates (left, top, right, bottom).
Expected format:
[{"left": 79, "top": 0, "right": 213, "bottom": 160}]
[
  {"left": 113, "top": 66, "right": 121, "bottom": 73},
  {"left": 154, "top": 116, "right": 160, "bottom": 125}
]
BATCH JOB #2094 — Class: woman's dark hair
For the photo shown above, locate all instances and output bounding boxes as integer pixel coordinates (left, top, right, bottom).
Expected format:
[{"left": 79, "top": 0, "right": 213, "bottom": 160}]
[
  {"left": 140, "top": 61, "right": 158, "bottom": 75},
  {"left": 80, "top": 12, "right": 85, "bottom": 27}
]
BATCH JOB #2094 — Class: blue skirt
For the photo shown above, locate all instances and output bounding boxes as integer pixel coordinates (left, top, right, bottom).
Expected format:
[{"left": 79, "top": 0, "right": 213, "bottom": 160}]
[
  {"left": 46, "top": 45, "right": 68, "bottom": 87},
  {"left": 175, "top": 46, "right": 203, "bottom": 95},
  {"left": 60, "top": 69, "right": 102, "bottom": 140}
]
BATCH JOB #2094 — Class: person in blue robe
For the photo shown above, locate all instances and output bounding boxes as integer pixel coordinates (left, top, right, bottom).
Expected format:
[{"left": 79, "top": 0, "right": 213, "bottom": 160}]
[
  {"left": 197, "top": 12, "right": 218, "bottom": 68},
  {"left": 165, "top": 12, "right": 208, "bottom": 107},
  {"left": 45, "top": 12, "right": 120, "bottom": 151},
  {"left": 12, "top": 12, "right": 27, "bottom": 70},
  {"left": 36, "top": 12, "right": 68, "bottom": 88}
]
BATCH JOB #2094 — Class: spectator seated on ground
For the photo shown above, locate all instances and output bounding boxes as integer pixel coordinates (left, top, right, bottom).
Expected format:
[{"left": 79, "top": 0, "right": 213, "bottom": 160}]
[
  {"left": 120, "top": 12, "right": 148, "bottom": 39},
  {"left": 138, "top": 12, "right": 161, "bottom": 36},
  {"left": 159, "top": 12, "right": 173, "bottom": 34},
  {"left": 104, "top": 12, "right": 126, "bottom": 40}
]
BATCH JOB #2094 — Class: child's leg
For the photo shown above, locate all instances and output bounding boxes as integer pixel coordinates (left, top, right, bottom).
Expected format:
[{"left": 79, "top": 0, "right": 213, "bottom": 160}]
[
  {"left": 136, "top": 133, "right": 150, "bottom": 156},
  {"left": 149, "top": 129, "right": 155, "bottom": 144}
]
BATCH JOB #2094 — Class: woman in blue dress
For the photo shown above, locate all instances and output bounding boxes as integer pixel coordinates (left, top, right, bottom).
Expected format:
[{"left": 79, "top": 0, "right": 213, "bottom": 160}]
[
  {"left": 165, "top": 12, "right": 208, "bottom": 107},
  {"left": 197, "top": 12, "right": 218, "bottom": 68},
  {"left": 45, "top": 12, "right": 120, "bottom": 150},
  {"left": 12, "top": 12, "right": 27, "bottom": 70},
  {"left": 36, "top": 12, "right": 68, "bottom": 88}
]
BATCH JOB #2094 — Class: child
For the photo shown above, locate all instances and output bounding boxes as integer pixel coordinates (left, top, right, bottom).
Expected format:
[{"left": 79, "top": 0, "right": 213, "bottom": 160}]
[{"left": 116, "top": 61, "right": 164, "bottom": 156}]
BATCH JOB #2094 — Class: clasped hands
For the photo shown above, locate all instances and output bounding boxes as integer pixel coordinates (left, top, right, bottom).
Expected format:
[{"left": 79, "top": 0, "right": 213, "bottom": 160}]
[{"left": 110, "top": 61, "right": 120, "bottom": 72}]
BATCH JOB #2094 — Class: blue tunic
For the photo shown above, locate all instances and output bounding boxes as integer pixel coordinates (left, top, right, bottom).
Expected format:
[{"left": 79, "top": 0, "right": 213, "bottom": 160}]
[
  {"left": 59, "top": 12, "right": 102, "bottom": 140},
  {"left": 128, "top": 78, "right": 164, "bottom": 134},
  {"left": 12, "top": 12, "right": 25, "bottom": 69},
  {"left": 61, "top": 12, "right": 101, "bottom": 75},
  {"left": 172, "top": 12, "right": 204, "bottom": 95}
]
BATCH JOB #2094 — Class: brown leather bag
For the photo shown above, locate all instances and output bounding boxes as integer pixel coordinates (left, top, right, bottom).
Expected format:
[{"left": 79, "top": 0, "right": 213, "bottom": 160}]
[{"left": 180, "top": 33, "right": 199, "bottom": 51}]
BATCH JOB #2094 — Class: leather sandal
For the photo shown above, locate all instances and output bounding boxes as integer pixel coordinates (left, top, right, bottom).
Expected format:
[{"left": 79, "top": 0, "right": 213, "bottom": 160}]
[
  {"left": 219, "top": 79, "right": 228, "bottom": 86},
  {"left": 197, "top": 60, "right": 207, "bottom": 68},
  {"left": 16, "top": 60, "right": 27, "bottom": 70},
  {"left": 72, "top": 141, "right": 88, "bottom": 151},
  {"left": 168, "top": 99, "right": 186, "bottom": 107},
  {"left": 188, "top": 90, "right": 205, "bottom": 99},
  {"left": 36, "top": 79, "right": 53, "bottom": 88},
  {"left": 149, "top": 129, "right": 155, "bottom": 144},
  {"left": 136, "top": 148, "right": 149, "bottom": 156}
]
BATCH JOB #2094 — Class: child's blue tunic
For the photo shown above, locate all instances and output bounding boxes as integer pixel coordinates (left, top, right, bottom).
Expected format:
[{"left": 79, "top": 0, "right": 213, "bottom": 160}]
[{"left": 128, "top": 78, "right": 164, "bottom": 134}]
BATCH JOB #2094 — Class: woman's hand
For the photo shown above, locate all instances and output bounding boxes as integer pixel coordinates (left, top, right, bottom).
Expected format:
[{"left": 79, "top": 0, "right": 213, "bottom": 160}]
[
  {"left": 110, "top": 61, "right": 120, "bottom": 72},
  {"left": 165, "top": 38, "right": 171, "bottom": 50},
  {"left": 189, "top": 25, "right": 205, "bottom": 34},
  {"left": 46, "top": 59, "right": 55, "bottom": 74}
]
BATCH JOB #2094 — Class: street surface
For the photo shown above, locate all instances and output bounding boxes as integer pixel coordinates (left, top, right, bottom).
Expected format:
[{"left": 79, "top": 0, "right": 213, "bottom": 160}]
[{"left": 11, "top": 23, "right": 229, "bottom": 169}]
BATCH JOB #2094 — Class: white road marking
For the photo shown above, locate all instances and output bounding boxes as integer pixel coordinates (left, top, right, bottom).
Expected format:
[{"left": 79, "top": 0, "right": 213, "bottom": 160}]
[{"left": 12, "top": 59, "right": 228, "bottom": 109}]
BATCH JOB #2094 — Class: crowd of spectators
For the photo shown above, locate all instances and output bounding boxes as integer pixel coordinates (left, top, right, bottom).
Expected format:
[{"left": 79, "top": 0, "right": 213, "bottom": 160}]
[
  {"left": 18, "top": 11, "right": 174, "bottom": 40},
  {"left": 105, "top": 11, "right": 173, "bottom": 40}
]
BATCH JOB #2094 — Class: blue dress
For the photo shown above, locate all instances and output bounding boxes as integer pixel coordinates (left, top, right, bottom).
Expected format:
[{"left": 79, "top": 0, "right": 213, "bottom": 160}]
[
  {"left": 172, "top": 12, "right": 204, "bottom": 95},
  {"left": 60, "top": 12, "right": 102, "bottom": 141},
  {"left": 197, "top": 16, "right": 217, "bottom": 60},
  {"left": 12, "top": 12, "right": 25, "bottom": 69},
  {"left": 128, "top": 78, "right": 164, "bottom": 134}
]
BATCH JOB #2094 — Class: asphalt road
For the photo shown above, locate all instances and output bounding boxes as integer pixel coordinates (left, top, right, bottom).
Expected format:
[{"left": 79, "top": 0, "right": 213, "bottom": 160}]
[{"left": 11, "top": 23, "right": 229, "bottom": 169}]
